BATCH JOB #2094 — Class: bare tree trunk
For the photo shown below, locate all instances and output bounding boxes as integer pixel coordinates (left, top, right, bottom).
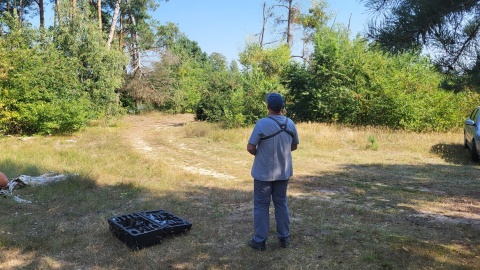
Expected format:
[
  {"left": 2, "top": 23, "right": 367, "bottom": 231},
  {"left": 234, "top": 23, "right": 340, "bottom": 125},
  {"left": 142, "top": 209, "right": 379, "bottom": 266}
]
[
  {"left": 71, "top": 0, "right": 77, "bottom": 20},
  {"left": 107, "top": 0, "right": 120, "bottom": 48},
  {"left": 31, "top": 0, "right": 45, "bottom": 30},
  {"left": 18, "top": 0, "right": 23, "bottom": 25},
  {"left": 259, "top": 2, "right": 275, "bottom": 48},
  {"left": 286, "top": 0, "right": 293, "bottom": 45},
  {"left": 55, "top": 0, "right": 60, "bottom": 26},
  {"left": 97, "top": 0, "right": 102, "bottom": 29},
  {"left": 119, "top": 15, "right": 123, "bottom": 49},
  {"left": 126, "top": 0, "right": 140, "bottom": 73},
  {"left": 130, "top": 14, "right": 140, "bottom": 73},
  {"left": 275, "top": 0, "right": 297, "bottom": 46},
  {"left": 260, "top": 2, "right": 267, "bottom": 47},
  {"left": 39, "top": 0, "right": 44, "bottom": 29}
]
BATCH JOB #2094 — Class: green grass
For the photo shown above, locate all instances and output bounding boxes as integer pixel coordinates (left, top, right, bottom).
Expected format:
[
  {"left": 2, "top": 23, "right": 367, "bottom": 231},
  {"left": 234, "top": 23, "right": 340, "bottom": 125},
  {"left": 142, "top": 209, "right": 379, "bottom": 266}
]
[{"left": 0, "top": 112, "right": 479, "bottom": 270}]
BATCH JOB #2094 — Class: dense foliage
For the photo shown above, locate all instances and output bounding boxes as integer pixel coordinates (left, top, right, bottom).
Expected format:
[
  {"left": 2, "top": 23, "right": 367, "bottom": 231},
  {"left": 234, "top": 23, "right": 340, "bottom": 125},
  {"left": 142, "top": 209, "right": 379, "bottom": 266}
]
[
  {"left": 0, "top": 11, "right": 127, "bottom": 135},
  {"left": 285, "top": 24, "right": 479, "bottom": 131},
  {"left": 1, "top": 0, "right": 479, "bottom": 135},
  {"left": 0, "top": 26, "right": 92, "bottom": 134},
  {"left": 363, "top": 0, "right": 480, "bottom": 86}
]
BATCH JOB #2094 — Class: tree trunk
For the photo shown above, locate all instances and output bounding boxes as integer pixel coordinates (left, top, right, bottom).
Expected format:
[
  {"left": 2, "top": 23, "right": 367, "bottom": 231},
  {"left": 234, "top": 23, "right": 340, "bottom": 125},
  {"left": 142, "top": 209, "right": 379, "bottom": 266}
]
[
  {"left": 18, "top": 0, "right": 23, "bottom": 25},
  {"left": 286, "top": 0, "right": 293, "bottom": 46},
  {"left": 39, "top": 0, "right": 44, "bottom": 29},
  {"left": 260, "top": 2, "right": 267, "bottom": 47},
  {"left": 274, "top": 0, "right": 296, "bottom": 46},
  {"left": 130, "top": 14, "right": 140, "bottom": 73},
  {"left": 55, "top": 0, "right": 60, "bottom": 26},
  {"left": 71, "top": 0, "right": 77, "bottom": 20},
  {"left": 97, "top": 0, "right": 102, "bottom": 29},
  {"left": 259, "top": 2, "right": 275, "bottom": 48},
  {"left": 107, "top": 0, "right": 120, "bottom": 48},
  {"left": 126, "top": 0, "right": 140, "bottom": 73},
  {"left": 119, "top": 16, "right": 123, "bottom": 49}
]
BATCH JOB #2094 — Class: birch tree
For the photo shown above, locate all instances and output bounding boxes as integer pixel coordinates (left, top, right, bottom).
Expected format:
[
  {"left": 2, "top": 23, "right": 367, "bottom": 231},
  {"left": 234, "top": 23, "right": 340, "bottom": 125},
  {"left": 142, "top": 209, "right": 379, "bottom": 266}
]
[{"left": 106, "top": 0, "right": 119, "bottom": 48}]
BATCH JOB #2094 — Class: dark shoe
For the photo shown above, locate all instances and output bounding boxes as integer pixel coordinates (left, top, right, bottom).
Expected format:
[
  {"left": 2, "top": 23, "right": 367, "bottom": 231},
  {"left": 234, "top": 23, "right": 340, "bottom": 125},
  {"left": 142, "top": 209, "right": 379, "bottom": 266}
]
[
  {"left": 279, "top": 237, "right": 290, "bottom": 248},
  {"left": 248, "top": 238, "right": 266, "bottom": 251}
]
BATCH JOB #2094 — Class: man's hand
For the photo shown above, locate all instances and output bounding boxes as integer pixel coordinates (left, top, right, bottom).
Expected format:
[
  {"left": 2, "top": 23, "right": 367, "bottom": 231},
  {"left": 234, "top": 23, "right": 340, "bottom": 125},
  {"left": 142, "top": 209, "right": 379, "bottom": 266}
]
[
  {"left": 247, "top": 143, "right": 256, "bottom": 156},
  {"left": 291, "top": 143, "right": 298, "bottom": 152}
]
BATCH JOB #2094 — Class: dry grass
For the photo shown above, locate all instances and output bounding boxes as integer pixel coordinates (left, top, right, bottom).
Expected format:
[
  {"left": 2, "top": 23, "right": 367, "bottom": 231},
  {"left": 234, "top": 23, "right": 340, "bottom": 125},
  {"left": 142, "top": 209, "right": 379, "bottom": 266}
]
[{"left": 0, "top": 112, "right": 479, "bottom": 270}]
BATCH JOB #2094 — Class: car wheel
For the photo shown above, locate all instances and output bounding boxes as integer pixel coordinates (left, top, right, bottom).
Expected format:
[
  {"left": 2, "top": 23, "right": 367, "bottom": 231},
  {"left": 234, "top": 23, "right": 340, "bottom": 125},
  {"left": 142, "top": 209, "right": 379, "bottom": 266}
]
[
  {"left": 471, "top": 139, "right": 479, "bottom": 162},
  {"left": 464, "top": 131, "right": 468, "bottom": 148}
]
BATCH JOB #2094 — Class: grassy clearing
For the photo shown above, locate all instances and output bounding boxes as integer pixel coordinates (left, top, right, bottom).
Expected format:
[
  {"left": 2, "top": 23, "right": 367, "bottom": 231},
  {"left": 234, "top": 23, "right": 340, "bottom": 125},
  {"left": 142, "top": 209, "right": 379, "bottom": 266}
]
[{"left": 1, "top": 112, "right": 479, "bottom": 270}]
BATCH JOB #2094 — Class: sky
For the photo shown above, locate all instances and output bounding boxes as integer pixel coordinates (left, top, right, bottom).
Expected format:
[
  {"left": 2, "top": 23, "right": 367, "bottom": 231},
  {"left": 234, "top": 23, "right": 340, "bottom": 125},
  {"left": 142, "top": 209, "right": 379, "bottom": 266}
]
[
  {"left": 34, "top": 0, "right": 372, "bottom": 63},
  {"left": 151, "top": 0, "right": 372, "bottom": 63}
]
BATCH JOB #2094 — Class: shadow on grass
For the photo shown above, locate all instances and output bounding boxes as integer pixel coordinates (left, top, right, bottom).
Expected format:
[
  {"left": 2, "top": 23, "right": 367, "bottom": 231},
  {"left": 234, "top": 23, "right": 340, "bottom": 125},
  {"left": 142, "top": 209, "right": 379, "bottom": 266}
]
[
  {"left": 430, "top": 142, "right": 474, "bottom": 165},
  {"left": 289, "top": 161, "right": 479, "bottom": 269},
  {"left": 0, "top": 159, "right": 43, "bottom": 179},
  {"left": 1, "top": 160, "right": 479, "bottom": 269}
]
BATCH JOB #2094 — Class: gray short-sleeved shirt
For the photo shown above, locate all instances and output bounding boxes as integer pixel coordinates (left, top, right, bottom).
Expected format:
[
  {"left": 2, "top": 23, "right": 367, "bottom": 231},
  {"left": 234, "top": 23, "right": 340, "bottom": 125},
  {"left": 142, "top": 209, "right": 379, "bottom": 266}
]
[{"left": 248, "top": 115, "right": 299, "bottom": 181}]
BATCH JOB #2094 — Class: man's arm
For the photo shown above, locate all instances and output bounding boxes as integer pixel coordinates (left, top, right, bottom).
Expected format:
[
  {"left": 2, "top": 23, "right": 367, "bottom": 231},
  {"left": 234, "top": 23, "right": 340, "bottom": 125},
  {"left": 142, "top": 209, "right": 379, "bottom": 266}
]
[
  {"left": 247, "top": 143, "right": 257, "bottom": 156},
  {"left": 291, "top": 143, "right": 298, "bottom": 152}
]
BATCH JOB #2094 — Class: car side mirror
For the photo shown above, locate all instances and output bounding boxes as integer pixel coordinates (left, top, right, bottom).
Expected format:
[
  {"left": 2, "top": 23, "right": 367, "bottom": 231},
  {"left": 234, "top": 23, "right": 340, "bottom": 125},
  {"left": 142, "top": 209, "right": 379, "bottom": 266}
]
[{"left": 465, "top": 119, "right": 475, "bottom": 126}]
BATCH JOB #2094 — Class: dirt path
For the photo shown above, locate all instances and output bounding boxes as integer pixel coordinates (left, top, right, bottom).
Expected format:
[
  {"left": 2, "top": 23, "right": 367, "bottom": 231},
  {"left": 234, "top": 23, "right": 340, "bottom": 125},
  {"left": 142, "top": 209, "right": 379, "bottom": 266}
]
[{"left": 120, "top": 113, "right": 238, "bottom": 180}]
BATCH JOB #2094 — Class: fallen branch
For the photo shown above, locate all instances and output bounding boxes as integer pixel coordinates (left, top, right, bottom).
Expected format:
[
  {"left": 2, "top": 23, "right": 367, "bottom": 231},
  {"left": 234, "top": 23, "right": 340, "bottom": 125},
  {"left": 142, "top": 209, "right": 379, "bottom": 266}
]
[{"left": 0, "top": 172, "right": 74, "bottom": 203}]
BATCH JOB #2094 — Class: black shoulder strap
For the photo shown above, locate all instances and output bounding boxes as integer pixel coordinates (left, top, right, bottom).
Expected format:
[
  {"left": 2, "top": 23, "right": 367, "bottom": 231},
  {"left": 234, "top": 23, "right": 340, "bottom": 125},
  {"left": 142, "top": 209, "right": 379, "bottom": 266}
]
[{"left": 260, "top": 117, "right": 294, "bottom": 141}]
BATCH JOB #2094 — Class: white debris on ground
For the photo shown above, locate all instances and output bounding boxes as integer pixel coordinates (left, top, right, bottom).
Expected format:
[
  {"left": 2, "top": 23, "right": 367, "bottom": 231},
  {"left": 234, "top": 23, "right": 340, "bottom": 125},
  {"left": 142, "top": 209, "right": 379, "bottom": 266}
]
[
  {"left": 12, "top": 172, "right": 72, "bottom": 187},
  {"left": 0, "top": 172, "right": 74, "bottom": 203}
]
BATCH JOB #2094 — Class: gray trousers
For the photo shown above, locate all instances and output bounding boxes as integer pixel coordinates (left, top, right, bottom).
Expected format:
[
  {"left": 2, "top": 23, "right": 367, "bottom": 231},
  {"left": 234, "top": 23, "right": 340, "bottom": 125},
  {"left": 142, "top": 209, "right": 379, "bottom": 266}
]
[{"left": 253, "top": 179, "right": 290, "bottom": 243}]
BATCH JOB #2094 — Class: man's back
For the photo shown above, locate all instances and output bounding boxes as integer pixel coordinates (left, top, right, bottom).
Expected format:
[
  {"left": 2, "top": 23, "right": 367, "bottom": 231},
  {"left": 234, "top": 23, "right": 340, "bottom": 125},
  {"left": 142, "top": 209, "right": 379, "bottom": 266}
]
[
  {"left": 246, "top": 92, "right": 299, "bottom": 251},
  {"left": 248, "top": 115, "right": 299, "bottom": 181}
]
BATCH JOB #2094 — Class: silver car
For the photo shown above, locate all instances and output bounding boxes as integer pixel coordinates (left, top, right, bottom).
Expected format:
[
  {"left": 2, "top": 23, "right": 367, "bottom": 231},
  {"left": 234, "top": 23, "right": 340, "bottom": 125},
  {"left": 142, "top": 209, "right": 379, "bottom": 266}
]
[{"left": 464, "top": 106, "right": 480, "bottom": 161}]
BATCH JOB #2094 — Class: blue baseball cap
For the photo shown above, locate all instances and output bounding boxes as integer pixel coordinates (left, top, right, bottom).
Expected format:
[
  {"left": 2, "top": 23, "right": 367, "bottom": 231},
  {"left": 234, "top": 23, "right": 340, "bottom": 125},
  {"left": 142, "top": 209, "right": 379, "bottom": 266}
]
[{"left": 266, "top": 93, "right": 284, "bottom": 111}]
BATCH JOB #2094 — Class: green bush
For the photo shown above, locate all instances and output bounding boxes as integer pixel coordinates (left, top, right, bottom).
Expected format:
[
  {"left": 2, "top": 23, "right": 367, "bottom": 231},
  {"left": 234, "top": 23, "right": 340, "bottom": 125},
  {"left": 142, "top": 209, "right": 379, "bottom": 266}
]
[
  {"left": 0, "top": 23, "right": 90, "bottom": 134},
  {"left": 284, "top": 25, "right": 478, "bottom": 132},
  {"left": 0, "top": 13, "right": 127, "bottom": 135},
  {"left": 195, "top": 67, "right": 245, "bottom": 127},
  {"left": 53, "top": 20, "right": 128, "bottom": 119},
  {"left": 195, "top": 44, "right": 291, "bottom": 127}
]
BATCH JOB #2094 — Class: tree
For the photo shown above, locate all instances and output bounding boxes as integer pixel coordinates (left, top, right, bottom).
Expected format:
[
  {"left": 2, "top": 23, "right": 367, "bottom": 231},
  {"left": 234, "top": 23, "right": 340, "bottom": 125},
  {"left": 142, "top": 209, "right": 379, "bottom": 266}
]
[
  {"left": 239, "top": 42, "right": 291, "bottom": 78},
  {"left": 51, "top": 1, "right": 129, "bottom": 118},
  {"left": 282, "top": 14, "right": 478, "bottom": 131},
  {"left": 273, "top": 0, "right": 301, "bottom": 46},
  {"left": 96, "top": 0, "right": 101, "bottom": 29},
  {"left": 0, "top": 0, "right": 36, "bottom": 26},
  {"left": 161, "top": 34, "right": 209, "bottom": 113},
  {"left": 32, "top": 0, "right": 45, "bottom": 29},
  {"left": 122, "top": 24, "right": 210, "bottom": 113},
  {"left": 155, "top": 21, "right": 181, "bottom": 49},
  {"left": 255, "top": 0, "right": 330, "bottom": 61},
  {"left": 363, "top": 0, "right": 480, "bottom": 73},
  {"left": 106, "top": 0, "right": 120, "bottom": 48},
  {"left": 258, "top": 2, "right": 274, "bottom": 47},
  {"left": 296, "top": 0, "right": 331, "bottom": 61},
  {"left": 103, "top": 0, "right": 168, "bottom": 110},
  {"left": 120, "top": 0, "right": 161, "bottom": 72},
  {"left": 0, "top": 13, "right": 92, "bottom": 134}
]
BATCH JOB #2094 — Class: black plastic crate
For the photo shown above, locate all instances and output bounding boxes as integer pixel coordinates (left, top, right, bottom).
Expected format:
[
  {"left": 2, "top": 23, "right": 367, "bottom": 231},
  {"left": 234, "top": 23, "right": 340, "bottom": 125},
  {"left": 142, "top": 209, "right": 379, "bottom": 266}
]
[
  {"left": 108, "top": 210, "right": 192, "bottom": 250},
  {"left": 140, "top": 210, "right": 192, "bottom": 236},
  {"left": 107, "top": 212, "right": 166, "bottom": 250}
]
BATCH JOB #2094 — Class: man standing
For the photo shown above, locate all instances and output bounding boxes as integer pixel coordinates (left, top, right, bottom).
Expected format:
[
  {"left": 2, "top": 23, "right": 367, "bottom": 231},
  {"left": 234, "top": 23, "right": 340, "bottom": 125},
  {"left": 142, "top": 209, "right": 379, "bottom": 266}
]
[{"left": 247, "top": 92, "right": 299, "bottom": 251}]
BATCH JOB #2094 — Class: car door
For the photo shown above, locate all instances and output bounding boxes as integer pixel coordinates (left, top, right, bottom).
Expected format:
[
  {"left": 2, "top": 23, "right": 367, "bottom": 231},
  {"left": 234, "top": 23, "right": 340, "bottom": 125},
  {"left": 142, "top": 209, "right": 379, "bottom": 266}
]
[{"left": 465, "top": 108, "right": 479, "bottom": 145}]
